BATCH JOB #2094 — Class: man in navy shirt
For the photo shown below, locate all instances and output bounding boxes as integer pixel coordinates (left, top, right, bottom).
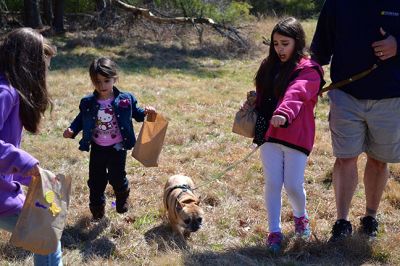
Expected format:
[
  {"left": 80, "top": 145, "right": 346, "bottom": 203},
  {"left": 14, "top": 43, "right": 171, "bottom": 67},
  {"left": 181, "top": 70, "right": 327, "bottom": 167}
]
[{"left": 311, "top": 0, "right": 399, "bottom": 242}]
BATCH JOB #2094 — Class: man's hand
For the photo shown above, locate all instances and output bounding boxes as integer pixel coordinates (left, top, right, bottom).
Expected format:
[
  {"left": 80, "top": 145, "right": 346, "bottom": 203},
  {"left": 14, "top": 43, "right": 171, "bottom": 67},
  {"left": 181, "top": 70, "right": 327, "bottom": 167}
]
[{"left": 372, "top": 27, "right": 398, "bottom": 60}]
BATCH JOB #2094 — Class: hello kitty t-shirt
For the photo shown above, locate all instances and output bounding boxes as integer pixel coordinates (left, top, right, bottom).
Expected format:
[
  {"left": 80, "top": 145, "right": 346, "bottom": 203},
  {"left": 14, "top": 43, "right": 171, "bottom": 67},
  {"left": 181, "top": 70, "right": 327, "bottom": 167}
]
[{"left": 92, "top": 97, "right": 123, "bottom": 146}]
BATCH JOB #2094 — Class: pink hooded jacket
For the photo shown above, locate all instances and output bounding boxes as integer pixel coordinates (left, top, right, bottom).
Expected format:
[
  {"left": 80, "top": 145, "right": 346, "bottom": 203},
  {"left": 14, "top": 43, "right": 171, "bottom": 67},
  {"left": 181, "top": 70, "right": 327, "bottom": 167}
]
[{"left": 265, "top": 58, "right": 323, "bottom": 155}]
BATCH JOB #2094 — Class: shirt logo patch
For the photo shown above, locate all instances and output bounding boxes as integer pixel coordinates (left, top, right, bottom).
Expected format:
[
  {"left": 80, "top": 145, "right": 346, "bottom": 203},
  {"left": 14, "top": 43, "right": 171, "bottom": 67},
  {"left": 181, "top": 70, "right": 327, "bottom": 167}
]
[{"left": 381, "top": 11, "right": 399, "bottom": 17}]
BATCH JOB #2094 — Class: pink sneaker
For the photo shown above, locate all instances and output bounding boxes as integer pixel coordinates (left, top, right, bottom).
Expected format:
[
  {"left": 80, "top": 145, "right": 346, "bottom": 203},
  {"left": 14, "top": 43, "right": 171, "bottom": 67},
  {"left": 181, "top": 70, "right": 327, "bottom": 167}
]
[
  {"left": 294, "top": 214, "right": 311, "bottom": 239},
  {"left": 266, "top": 232, "right": 283, "bottom": 253}
]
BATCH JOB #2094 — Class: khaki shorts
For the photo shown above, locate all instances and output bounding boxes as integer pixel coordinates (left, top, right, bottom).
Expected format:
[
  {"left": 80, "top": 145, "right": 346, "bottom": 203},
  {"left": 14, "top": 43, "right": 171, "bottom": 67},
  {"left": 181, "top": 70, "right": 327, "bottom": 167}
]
[{"left": 328, "top": 89, "right": 400, "bottom": 163}]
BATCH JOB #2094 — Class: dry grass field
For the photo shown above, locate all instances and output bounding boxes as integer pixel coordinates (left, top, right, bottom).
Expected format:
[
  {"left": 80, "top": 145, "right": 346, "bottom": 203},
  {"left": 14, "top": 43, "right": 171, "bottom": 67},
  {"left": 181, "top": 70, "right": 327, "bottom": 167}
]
[{"left": 1, "top": 18, "right": 400, "bottom": 265}]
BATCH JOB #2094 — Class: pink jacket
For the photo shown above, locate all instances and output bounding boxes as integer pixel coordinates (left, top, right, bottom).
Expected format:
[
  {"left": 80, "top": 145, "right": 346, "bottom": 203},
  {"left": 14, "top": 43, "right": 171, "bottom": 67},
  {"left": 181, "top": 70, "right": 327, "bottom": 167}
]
[{"left": 265, "top": 58, "right": 323, "bottom": 155}]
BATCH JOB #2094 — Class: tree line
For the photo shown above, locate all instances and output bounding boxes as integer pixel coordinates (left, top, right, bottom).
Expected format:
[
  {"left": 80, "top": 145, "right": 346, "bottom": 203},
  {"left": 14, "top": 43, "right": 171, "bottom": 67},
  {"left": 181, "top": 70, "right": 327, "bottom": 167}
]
[{"left": 1, "top": 0, "right": 324, "bottom": 33}]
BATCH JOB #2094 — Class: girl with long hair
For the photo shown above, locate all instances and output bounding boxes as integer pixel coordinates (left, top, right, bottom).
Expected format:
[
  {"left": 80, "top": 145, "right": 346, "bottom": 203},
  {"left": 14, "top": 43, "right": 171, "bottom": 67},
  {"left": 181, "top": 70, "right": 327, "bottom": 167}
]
[
  {"left": 248, "top": 17, "right": 324, "bottom": 252},
  {"left": 0, "top": 28, "right": 62, "bottom": 265}
]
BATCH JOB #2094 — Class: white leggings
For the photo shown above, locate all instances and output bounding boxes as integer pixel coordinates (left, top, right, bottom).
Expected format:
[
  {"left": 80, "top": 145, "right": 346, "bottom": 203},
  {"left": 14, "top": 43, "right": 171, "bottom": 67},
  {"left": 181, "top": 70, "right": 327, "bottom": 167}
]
[{"left": 260, "top": 142, "right": 308, "bottom": 233}]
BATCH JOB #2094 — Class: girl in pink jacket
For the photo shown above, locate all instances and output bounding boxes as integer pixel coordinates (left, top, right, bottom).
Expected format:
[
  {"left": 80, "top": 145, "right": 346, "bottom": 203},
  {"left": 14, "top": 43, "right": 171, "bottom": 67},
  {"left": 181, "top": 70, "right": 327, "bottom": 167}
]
[{"left": 252, "top": 17, "right": 323, "bottom": 252}]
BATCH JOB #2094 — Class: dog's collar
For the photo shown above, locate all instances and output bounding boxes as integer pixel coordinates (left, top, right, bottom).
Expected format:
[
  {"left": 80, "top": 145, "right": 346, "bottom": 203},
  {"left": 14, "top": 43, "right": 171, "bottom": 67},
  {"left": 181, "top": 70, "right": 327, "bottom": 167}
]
[{"left": 166, "top": 184, "right": 194, "bottom": 210}]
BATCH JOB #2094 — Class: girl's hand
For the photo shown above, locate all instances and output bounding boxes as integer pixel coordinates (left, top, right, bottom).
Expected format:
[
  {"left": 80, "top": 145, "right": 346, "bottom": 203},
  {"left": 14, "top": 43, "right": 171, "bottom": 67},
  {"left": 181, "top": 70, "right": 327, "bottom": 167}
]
[
  {"left": 240, "top": 101, "right": 252, "bottom": 111},
  {"left": 240, "top": 90, "right": 256, "bottom": 111},
  {"left": 25, "top": 164, "right": 40, "bottom": 179},
  {"left": 144, "top": 106, "right": 156, "bottom": 115},
  {"left": 63, "top": 128, "right": 74, "bottom": 138},
  {"left": 270, "top": 115, "right": 287, "bottom": 127}
]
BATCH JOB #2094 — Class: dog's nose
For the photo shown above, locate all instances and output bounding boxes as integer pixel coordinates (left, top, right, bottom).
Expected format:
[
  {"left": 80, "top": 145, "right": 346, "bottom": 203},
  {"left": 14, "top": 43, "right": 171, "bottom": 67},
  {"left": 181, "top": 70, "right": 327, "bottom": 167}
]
[
  {"left": 190, "top": 217, "right": 203, "bottom": 231},
  {"left": 191, "top": 224, "right": 200, "bottom": 231}
]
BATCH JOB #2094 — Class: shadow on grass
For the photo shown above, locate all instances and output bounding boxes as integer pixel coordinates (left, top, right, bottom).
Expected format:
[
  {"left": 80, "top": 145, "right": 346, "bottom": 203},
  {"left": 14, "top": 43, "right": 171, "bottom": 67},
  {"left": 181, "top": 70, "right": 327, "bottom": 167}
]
[
  {"left": 50, "top": 42, "right": 227, "bottom": 79},
  {"left": 144, "top": 223, "right": 189, "bottom": 251},
  {"left": 134, "top": 42, "right": 237, "bottom": 61},
  {"left": 0, "top": 242, "right": 30, "bottom": 263},
  {"left": 182, "top": 235, "right": 376, "bottom": 265},
  {"left": 61, "top": 217, "right": 116, "bottom": 262}
]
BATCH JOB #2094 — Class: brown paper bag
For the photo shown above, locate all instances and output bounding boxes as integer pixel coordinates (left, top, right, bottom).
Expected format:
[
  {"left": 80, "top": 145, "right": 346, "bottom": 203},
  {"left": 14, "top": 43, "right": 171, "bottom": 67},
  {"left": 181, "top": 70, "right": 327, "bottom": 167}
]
[
  {"left": 10, "top": 167, "right": 71, "bottom": 255},
  {"left": 132, "top": 113, "right": 168, "bottom": 167},
  {"left": 232, "top": 91, "right": 257, "bottom": 138}
]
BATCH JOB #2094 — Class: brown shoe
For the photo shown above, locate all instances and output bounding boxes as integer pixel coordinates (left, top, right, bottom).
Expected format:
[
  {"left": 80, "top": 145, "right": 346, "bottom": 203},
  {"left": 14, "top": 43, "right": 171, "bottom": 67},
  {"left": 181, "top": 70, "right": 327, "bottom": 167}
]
[
  {"left": 89, "top": 203, "right": 105, "bottom": 220},
  {"left": 115, "top": 188, "right": 130, "bottom": 213}
]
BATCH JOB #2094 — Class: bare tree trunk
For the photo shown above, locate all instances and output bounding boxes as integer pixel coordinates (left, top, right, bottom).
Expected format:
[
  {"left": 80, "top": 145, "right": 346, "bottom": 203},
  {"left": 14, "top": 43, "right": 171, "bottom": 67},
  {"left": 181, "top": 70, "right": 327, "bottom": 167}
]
[
  {"left": 96, "top": 0, "right": 106, "bottom": 11},
  {"left": 0, "top": 0, "right": 8, "bottom": 12},
  {"left": 24, "top": 0, "right": 42, "bottom": 28},
  {"left": 53, "top": 0, "right": 64, "bottom": 33},
  {"left": 42, "top": 0, "right": 53, "bottom": 26}
]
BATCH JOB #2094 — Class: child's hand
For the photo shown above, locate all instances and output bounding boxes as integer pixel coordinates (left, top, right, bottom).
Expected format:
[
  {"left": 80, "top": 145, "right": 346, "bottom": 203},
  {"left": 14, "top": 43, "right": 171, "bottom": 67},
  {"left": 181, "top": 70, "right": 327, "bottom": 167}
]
[
  {"left": 25, "top": 164, "right": 40, "bottom": 179},
  {"left": 240, "top": 100, "right": 253, "bottom": 111},
  {"left": 144, "top": 106, "right": 156, "bottom": 115},
  {"left": 270, "top": 115, "right": 287, "bottom": 127},
  {"left": 63, "top": 128, "right": 74, "bottom": 138}
]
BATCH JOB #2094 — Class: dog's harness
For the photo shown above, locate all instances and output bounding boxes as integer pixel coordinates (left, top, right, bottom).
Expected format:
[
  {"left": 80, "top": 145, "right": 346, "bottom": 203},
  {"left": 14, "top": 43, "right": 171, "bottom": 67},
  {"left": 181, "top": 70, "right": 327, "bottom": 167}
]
[{"left": 165, "top": 184, "right": 196, "bottom": 212}]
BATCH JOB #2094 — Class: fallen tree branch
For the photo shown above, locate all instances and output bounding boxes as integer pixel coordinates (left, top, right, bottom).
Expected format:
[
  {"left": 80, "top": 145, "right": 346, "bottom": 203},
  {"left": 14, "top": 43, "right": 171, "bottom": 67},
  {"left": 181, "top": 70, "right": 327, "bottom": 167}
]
[{"left": 112, "top": 0, "right": 248, "bottom": 48}]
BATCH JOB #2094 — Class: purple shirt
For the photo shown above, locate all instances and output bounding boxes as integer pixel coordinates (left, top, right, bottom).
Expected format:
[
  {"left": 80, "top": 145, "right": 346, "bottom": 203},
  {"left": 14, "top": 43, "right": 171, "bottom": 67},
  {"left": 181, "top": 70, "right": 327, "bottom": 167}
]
[{"left": 0, "top": 73, "right": 38, "bottom": 217}]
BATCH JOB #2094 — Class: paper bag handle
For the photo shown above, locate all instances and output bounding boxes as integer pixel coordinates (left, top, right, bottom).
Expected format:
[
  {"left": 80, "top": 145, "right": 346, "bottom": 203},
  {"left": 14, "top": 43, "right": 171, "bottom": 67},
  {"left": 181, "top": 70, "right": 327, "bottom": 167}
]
[{"left": 147, "top": 112, "right": 157, "bottom": 122}]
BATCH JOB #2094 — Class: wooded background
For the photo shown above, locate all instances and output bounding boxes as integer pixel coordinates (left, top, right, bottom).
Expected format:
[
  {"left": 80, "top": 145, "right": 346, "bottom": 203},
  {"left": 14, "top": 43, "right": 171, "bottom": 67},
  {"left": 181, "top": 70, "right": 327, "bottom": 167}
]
[{"left": 1, "top": 0, "right": 324, "bottom": 33}]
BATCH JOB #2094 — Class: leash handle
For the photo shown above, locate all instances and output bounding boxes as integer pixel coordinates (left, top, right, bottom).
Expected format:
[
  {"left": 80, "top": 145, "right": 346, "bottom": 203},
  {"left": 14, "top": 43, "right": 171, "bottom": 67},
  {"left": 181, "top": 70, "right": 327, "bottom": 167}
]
[
  {"left": 193, "top": 145, "right": 260, "bottom": 191},
  {"left": 320, "top": 63, "right": 378, "bottom": 94}
]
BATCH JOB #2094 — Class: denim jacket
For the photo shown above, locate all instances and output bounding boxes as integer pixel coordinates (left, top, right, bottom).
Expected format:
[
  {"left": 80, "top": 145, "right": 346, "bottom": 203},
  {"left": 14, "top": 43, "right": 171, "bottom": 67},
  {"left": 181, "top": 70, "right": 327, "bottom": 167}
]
[{"left": 69, "top": 87, "right": 145, "bottom": 151}]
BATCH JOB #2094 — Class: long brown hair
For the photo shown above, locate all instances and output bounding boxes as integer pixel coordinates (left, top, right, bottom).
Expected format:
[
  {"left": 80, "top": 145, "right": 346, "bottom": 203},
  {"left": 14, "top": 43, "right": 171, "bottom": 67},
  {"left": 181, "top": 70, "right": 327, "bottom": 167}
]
[
  {"left": 0, "top": 28, "right": 56, "bottom": 133},
  {"left": 255, "top": 17, "right": 307, "bottom": 106}
]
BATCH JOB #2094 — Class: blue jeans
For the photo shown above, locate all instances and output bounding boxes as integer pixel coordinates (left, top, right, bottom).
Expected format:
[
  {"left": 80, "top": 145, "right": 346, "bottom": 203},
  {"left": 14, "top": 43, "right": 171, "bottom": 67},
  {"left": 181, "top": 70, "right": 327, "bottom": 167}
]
[{"left": 0, "top": 213, "right": 63, "bottom": 266}]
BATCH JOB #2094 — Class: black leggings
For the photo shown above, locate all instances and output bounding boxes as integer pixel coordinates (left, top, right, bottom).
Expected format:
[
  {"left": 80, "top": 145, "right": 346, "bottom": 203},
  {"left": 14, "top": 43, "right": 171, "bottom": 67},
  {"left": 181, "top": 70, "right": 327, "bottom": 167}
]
[{"left": 88, "top": 142, "right": 128, "bottom": 206}]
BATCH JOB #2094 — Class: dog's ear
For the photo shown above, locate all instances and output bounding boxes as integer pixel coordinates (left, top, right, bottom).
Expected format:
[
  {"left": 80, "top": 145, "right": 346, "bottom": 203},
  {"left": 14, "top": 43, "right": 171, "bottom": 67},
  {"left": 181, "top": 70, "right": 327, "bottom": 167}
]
[{"left": 195, "top": 195, "right": 202, "bottom": 206}]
